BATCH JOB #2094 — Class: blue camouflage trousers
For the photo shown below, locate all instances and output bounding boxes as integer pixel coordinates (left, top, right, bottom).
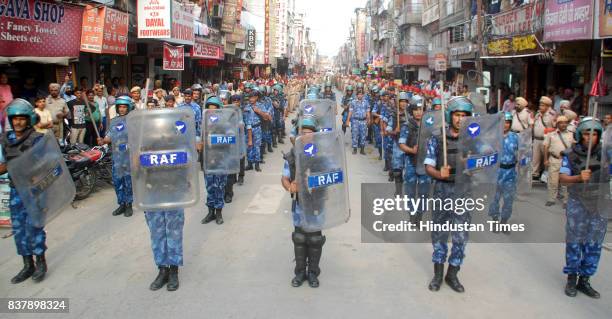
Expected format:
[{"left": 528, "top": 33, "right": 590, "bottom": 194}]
[
  {"left": 112, "top": 170, "right": 133, "bottom": 205},
  {"left": 563, "top": 197, "right": 607, "bottom": 276},
  {"left": 383, "top": 136, "right": 393, "bottom": 162},
  {"left": 373, "top": 124, "right": 382, "bottom": 149},
  {"left": 403, "top": 159, "right": 432, "bottom": 209},
  {"left": 391, "top": 140, "right": 405, "bottom": 170},
  {"left": 145, "top": 210, "right": 185, "bottom": 267},
  {"left": 431, "top": 182, "right": 470, "bottom": 266},
  {"left": 488, "top": 168, "right": 517, "bottom": 221},
  {"left": 205, "top": 174, "right": 227, "bottom": 209},
  {"left": 350, "top": 119, "right": 367, "bottom": 148},
  {"left": 263, "top": 125, "right": 273, "bottom": 145},
  {"left": 248, "top": 126, "right": 262, "bottom": 163},
  {"left": 10, "top": 188, "right": 46, "bottom": 256}
]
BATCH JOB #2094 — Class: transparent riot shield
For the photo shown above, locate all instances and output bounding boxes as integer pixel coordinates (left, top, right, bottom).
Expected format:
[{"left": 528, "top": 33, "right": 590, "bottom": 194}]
[
  {"left": 295, "top": 130, "right": 350, "bottom": 231},
  {"left": 7, "top": 133, "right": 76, "bottom": 227},
  {"left": 203, "top": 108, "right": 241, "bottom": 174},
  {"left": 517, "top": 129, "right": 533, "bottom": 195},
  {"left": 108, "top": 116, "right": 130, "bottom": 177},
  {"left": 127, "top": 108, "right": 200, "bottom": 211},
  {"left": 468, "top": 92, "right": 487, "bottom": 115},
  {"left": 298, "top": 99, "right": 336, "bottom": 132},
  {"left": 598, "top": 127, "right": 612, "bottom": 220},
  {"left": 416, "top": 109, "right": 443, "bottom": 176},
  {"left": 455, "top": 113, "right": 504, "bottom": 200}
]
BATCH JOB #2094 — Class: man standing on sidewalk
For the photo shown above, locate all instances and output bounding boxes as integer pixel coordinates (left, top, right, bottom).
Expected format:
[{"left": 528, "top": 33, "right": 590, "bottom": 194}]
[
  {"left": 532, "top": 96, "right": 556, "bottom": 179},
  {"left": 543, "top": 116, "right": 574, "bottom": 207}
]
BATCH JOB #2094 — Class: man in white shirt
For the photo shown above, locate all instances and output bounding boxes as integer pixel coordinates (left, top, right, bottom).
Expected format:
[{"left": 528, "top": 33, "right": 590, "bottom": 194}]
[{"left": 94, "top": 84, "right": 108, "bottom": 135}]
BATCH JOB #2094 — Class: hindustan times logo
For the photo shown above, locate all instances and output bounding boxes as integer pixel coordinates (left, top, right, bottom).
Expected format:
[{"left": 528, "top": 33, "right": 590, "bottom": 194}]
[{"left": 372, "top": 195, "right": 487, "bottom": 216}]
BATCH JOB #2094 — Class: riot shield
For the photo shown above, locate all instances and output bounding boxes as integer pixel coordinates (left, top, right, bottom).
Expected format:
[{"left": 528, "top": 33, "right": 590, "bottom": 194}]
[
  {"left": 127, "top": 108, "right": 200, "bottom": 211},
  {"left": 203, "top": 108, "right": 241, "bottom": 174},
  {"left": 517, "top": 129, "right": 533, "bottom": 195},
  {"left": 468, "top": 92, "right": 487, "bottom": 115},
  {"left": 598, "top": 127, "right": 612, "bottom": 219},
  {"left": 298, "top": 99, "right": 336, "bottom": 132},
  {"left": 416, "top": 109, "right": 443, "bottom": 176},
  {"left": 109, "top": 116, "right": 130, "bottom": 177},
  {"left": 295, "top": 130, "right": 350, "bottom": 231},
  {"left": 223, "top": 105, "right": 247, "bottom": 158},
  {"left": 7, "top": 133, "right": 76, "bottom": 227},
  {"left": 455, "top": 113, "right": 503, "bottom": 200}
]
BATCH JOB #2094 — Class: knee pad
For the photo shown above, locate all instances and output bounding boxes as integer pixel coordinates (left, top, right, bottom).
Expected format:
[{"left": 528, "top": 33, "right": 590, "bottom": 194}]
[
  {"left": 306, "top": 232, "right": 326, "bottom": 247},
  {"left": 292, "top": 231, "right": 307, "bottom": 245}
]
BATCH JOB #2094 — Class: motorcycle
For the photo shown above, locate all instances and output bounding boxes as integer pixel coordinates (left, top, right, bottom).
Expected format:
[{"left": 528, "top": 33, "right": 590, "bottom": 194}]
[{"left": 62, "top": 143, "right": 102, "bottom": 200}]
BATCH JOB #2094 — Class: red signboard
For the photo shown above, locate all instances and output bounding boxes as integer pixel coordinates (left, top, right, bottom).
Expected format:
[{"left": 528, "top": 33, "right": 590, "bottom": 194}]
[
  {"left": 191, "top": 39, "right": 224, "bottom": 60},
  {"left": 0, "top": 1, "right": 83, "bottom": 58},
  {"left": 197, "top": 59, "right": 219, "bottom": 67},
  {"left": 163, "top": 43, "right": 184, "bottom": 70},
  {"left": 81, "top": 5, "right": 129, "bottom": 55},
  {"left": 397, "top": 54, "right": 428, "bottom": 66}
]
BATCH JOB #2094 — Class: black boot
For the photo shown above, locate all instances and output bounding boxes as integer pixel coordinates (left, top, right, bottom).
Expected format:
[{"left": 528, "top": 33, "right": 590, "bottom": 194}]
[
  {"left": 123, "top": 203, "right": 133, "bottom": 217},
  {"left": 360, "top": 146, "right": 366, "bottom": 155},
  {"left": 445, "top": 265, "right": 465, "bottom": 293},
  {"left": 267, "top": 143, "right": 273, "bottom": 153},
  {"left": 565, "top": 274, "right": 578, "bottom": 297},
  {"left": 393, "top": 171, "right": 403, "bottom": 196},
  {"left": 278, "top": 130, "right": 285, "bottom": 144},
  {"left": 224, "top": 178, "right": 234, "bottom": 203},
  {"left": 352, "top": 148, "right": 357, "bottom": 154},
  {"left": 378, "top": 148, "right": 382, "bottom": 160},
  {"left": 577, "top": 276, "right": 600, "bottom": 299},
  {"left": 291, "top": 231, "right": 308, "bottom": 287},
  {"left": 273, "top": 139, "right": 278, "bottom": 148},
  {"left": 428, "top": 263, "right": 444, "bottom": 291},
  {"left": 306, "top": 232, "right": 325, "bottom": 288},
  {"left": 500, "top": 218, "right": 510, "bottom": 235},
  {"left": 216, "top": 208, "right": 224, "bottom": 225},
  {"left": 201, "top": 206, "right": 216, "bottom": 224},
  {"left": 11, "top": 256, "right": 35, "bottom": 284},
  {"left": 245, "top": 162, "right": 253, "bottom": 171},
  {"left": 31, "top": 254, "right": 47, "bottom": 282},
  {"left": 261, "top": 145, "right": 267, "bottom": 156},
  {"left": 149, "top": 266, "right": 169, "bottom": 291},
  {"left": 112, "top": 204, "right": 126, "bottom": 216},
  {"left": 383, "top": 159, "right": 389, "bottom": 172},
  {"left": 224, "top": 192, "right": 233, "bottom": 203},
  {"left": 237, "top": 175, "right": 244, "bottom": 185},
  {"left": 388, "top": 171, "right": 394, "bottom": 182},
  {"left": 166, "top": 266, "right": 179, "bottom": 291},
  {"left": 255, "top": 163, "right": 261, "bottom": 172}
]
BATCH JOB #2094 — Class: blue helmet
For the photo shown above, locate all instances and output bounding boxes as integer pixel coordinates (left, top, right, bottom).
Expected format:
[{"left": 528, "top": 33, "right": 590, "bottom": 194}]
[
  {"left": 575, "top": 117, "right": 603, "bottom": 143},
  {"left": 218, "top": 90, "right": 230, "bottom": 100},
  {"left": 398, "top": 92, "right": 410, "bottom": 102},
  {"left": 115, "top": 95, "right": 134, "bottom": 113},
  {"left": 6, "top": 98, "right": 37, "bottom": 128},
  {"left": 205, "top": 96, "right": 223, "bottom": 109},
  {"left": 272, "top": 84, "right": 283, "bottom": 93},
  {"left": 504, "top": 112, "right": 513, "bottom": 122},
  {"left": 445, "top": 96, "right": 473, "bottom": 123},
  {"left": 306, "top": 92, "right": 318, "bottom": 100},
  {"left": 346, "top": 85, "right": 354, "bottom": 91},
  {"left": 299, "top": 116, "right": 318, "bottom": 131},
  {"left": 432, "top": 98, "right": 442, "bottom": 105}
]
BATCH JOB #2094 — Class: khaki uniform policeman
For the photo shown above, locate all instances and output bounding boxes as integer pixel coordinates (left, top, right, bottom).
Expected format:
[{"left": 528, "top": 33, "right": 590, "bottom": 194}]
[
  {"left": 532, "top": 96, "right": 556, "bottom": 178},
  {"left": 510, "top": 97, "right": 533, "bottom": 133},
  {"left": 543, "top": 115, "right": 574, "bottom": 206}
]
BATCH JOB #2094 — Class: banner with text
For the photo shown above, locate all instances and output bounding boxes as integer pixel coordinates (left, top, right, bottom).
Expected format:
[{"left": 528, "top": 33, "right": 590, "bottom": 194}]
[
  {"left": 543, "top": 0, "right": 593, "bottom": 42},
  {"left": 163, "top": 42, "right": 184, "bottom": 70},
  {"left": 191, "top": 39, "right": 224, "bottom": 60},
  {"left": 137, "top": 0, "right": 171, "bottom": 39},
  {"left": 80, "top": 5, "right": 129, "bottom": 55}
]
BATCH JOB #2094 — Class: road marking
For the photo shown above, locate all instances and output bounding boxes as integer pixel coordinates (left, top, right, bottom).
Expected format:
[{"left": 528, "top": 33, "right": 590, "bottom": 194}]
[{"left": 243, "top": 184, "right": 286, "bottom": 214}]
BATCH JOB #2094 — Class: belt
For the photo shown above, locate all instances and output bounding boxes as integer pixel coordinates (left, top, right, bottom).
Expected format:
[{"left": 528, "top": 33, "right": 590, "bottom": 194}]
[
  {"left": 251, "top": 123, "right": 261, "bottom": 128},
  {"left": 511, "top": 130, "right": 521, "bottom": 133},
  {"left": 500, "top": 163, "right": 516, "bottom": 169},
  {"left": 352, "top": 117, "right": 366, "bottom": 121},
  {"left": 549, "top": 153, "right": 560, "bottom": 159},
  {"left": 534, "top": 136, "right": 544, "bottom": 140}
]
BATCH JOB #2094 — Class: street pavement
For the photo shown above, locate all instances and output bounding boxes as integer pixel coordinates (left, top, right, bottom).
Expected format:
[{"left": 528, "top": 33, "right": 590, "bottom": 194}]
[{"left": 0, "top": 91, "right": 610, "bottom": 319}]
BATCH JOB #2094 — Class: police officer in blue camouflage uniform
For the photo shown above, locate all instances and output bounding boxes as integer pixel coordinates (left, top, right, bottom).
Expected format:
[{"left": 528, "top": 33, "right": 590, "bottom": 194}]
[
  {"left": 381, "top": 92, "right": 394, "bottom": 178},
  {"left": 386, "top": 92, "right": 409, "bottom": 195},
  {"left": 424, "top": 97, "right": 474, "bottom": 293},
  {"left": 201, "top": 97, "right": 228, "bottom": 225},
  {"left": 559, "top": 117, "right": 607, "bottom": 299},
  {"left": 399, "top": 95, "right": 431, "bottom": 223},
  {"left": 177, "top": 89, "right": 203, "bottom": 143},
  {"left": 271, "top": 84, "right": 286, "bottom": 146},
  {"left": 488, "top": 112, "right": 519, "bottom": 233},
  {"left": 319, "top": 82, "right": 336, "bottom": 101},
  {"left": 282, "top": 117, "right": 326, "bottom": 288},
  {"left": 259, "top": 86, "right": 274, "bottom": 155},
  {"left": 98, "top": 96, "right": 134, "bottom": 217},
  {"left": 341, "top": 85, "right": 354, "bottom": 134},
  {"left": 348, "top": 90, "right": 370, "bottom": 155},
  {"left": 367, "top": 86, "right": 380, "bottom": 144},
  {"left": 371, "top": 89, "right": 384, "bottom": 160},
  {"left": 0, "top": 99, "right": 48, "bottom": 283},
  {"left": 244, "top": 90, "right": 266, "bottom": 171}
]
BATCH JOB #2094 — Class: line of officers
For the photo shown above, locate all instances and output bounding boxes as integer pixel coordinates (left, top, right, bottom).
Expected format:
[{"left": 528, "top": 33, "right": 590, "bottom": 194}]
[
  {"left": 337, "top": 83, "right": 608, "bottom": 298},
  {"left": 1, "top": 81, "right": 292, "bottom": 293}
]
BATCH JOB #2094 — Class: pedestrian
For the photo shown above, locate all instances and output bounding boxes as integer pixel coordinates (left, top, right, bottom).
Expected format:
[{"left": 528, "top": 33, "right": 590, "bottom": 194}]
[
  {"left": 33, "top": 96, "right": 53, "bottom": 134},
  {"left": 44, "top": 83, "right": 69, "bottom": 140},
  {"left": 67, "top": 88, "right": 87, "bottom": 144},
  {"left": 0, "top": 72, "right": 14, "bottom": 120},
  {"left": 1, "top": 99, "right": 48, "bottom": 283},
  {"left": 84, "top": 90, "right": 102, "bottom": 146},
  {"left": 488, "top": 112, "right": 519, "bottom": 233},
  {"left": 94, "top": 84, "right": 108, "bottom": 136},
  {"left": 97, "top": 96, "right": 134, "bottom": 217},
  {"left": 532, "top": 96, "right": 556, "bottom": 179},
  {"left": 282, "top": 117, "right": 326, "bottom": 288},
  {"left": 424, "top": 96, "right": 473, "bottom": 293},
  {"left": 543, "top": 115, "right": 575, "bottom": 207},
  {"left": 348, "top": 90, "right": 369, "bottom": 154},
  {"left": 201, "top": 97, "right": 228, "bottom": 225},
  {"left": 559, "top": 117, "right": 606, "bottom": 299},
  {"left": 502, "top": 93, "right": 516, "bottom": 112},
  {"left": 130, "top": 86, "right": 145, "bottom": 110},
  {"left": 171, "top": 86, "right": 184, "bottom": 105}
]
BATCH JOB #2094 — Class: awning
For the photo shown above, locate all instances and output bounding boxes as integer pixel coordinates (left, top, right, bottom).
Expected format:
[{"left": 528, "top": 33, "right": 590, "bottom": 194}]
[
  {"left": 480, "top": 53, "right": 544, "bottom": 59},
  {"left": 0, "top": 57, "right": 72, "bottom": 66}
]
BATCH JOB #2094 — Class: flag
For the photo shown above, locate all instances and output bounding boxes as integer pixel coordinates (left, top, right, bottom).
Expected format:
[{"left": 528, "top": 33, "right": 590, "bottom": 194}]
[{"left": 590, "top": 67, "right": 607, "bottom": 97}]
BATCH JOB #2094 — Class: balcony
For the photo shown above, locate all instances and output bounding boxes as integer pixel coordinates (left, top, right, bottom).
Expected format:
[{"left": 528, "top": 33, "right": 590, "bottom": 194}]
[{"left": 396, "top": 3, "right": 423, "bottom": 26}]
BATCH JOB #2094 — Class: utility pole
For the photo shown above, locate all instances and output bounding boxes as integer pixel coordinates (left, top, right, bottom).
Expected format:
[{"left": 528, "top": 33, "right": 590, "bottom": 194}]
[{"left": 475, "top": 0, "right": 484, "bottom": 86}]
